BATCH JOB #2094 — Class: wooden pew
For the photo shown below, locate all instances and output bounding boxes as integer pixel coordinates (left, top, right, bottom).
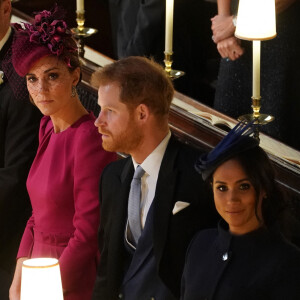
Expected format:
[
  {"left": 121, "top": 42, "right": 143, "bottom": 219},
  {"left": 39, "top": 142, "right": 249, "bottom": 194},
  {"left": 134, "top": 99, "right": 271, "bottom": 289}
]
[{"left": 12, "top": 7, "right": 300, "bottom": 245}]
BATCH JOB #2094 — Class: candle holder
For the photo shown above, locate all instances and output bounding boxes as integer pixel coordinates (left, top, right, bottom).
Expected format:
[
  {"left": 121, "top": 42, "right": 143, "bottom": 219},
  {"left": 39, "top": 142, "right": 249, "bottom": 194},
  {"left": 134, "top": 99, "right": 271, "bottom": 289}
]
[
  {"left": 71, "top": 11, "right": 98, "bottom": 58},
  {"left": 164, "top": 52, "right": 185, "bottom": 80},
  {"left": 238, "top": 96, "right": 274, "bottom": 140}
]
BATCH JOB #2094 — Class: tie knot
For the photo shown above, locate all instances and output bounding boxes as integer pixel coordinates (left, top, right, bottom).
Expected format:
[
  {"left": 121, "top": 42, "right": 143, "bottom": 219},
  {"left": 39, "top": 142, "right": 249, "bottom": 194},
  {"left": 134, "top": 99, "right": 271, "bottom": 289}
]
[{"left": 133, "top": 165, "right": 145, "bottom": 179}]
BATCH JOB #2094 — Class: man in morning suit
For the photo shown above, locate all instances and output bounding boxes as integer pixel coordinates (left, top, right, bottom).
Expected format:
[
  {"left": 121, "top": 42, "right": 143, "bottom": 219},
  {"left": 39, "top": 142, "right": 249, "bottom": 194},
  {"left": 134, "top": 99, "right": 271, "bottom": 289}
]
[
  {"left": 91, "top": 56, "right": 218, "bottom": 300},
  {"left": 0, "top": 0, "right": 41, "bottom": 298}
]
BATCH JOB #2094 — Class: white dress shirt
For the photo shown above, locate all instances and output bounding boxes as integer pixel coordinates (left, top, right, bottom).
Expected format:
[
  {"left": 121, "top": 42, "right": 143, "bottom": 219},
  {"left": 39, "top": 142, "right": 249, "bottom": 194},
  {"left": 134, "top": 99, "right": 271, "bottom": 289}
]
[{"left": 132, "top": 131, "right": 171, "bottom": 228}]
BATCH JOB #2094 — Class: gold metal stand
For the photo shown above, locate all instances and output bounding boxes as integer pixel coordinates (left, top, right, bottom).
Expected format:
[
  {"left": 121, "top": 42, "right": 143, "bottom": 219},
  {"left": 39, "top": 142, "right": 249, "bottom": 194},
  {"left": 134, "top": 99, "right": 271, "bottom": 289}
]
[
  {"left": 238, "top": 96, "right": 274, "bottom": 140},
  {"left": 164, "top": 52, "right": 185, "bottom": 80},
  {"left": 71, "top": 11, "right": 98, "bottom": 58}
]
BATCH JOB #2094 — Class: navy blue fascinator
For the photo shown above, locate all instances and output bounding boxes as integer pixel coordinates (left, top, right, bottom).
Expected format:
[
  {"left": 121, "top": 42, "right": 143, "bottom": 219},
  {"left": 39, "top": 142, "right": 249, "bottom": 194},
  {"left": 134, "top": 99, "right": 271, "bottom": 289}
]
[{"left": 195, "top": 122, "right": 259, "bottom": 181}]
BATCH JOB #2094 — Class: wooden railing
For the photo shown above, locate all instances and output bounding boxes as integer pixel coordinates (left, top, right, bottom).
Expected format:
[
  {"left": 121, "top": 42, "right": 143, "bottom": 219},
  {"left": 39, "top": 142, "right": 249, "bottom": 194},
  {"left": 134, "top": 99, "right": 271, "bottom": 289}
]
[{"left": 12, "top": 8, "right": 300, "bottom": 241}]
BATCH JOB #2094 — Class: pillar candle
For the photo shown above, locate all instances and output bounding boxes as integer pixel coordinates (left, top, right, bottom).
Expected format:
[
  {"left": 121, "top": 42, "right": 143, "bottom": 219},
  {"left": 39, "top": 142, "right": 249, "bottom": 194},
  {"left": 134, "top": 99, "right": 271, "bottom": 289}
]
[
  {"left": 76, "top": 0, "right": 84, "bottom": 13},
  {"left": 165, "top": 0, "right": 174, "bottom": 53},
  {"left": 252, "top": 40, "right": 261, "bottom": 99}
]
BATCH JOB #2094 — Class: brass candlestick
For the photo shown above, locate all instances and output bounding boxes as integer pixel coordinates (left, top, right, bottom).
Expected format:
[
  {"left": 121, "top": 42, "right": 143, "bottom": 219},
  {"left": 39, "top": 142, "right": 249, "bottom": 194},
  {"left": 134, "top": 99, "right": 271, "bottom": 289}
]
[
  {"left": 71, "top": 11, "right": 98, "bottom": 58},
  {"left": 238, "top": 96, "right": 274, "bottom": 140},
  {"left": 164, "top": 52, "right": 185, "bottom": 80}
]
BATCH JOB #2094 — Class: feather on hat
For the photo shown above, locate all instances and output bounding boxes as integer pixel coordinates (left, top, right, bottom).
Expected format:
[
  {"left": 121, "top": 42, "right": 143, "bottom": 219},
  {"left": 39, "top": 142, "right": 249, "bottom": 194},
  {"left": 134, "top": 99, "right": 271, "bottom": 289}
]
[{"left": 195, "top": 121, "right": 259, "bottom": 181}]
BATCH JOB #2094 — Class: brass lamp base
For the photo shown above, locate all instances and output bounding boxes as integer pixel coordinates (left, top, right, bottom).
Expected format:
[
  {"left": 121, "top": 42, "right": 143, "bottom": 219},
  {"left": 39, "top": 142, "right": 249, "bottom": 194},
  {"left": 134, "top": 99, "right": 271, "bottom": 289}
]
[
  {"left": 238, "top": 96, "right": 274, "bottom": 140},
  {"left": 71, "top": 12, "right": 98, "bottom": 58},
  {"left": 71, "top": 27, "right": 98, "bottom": 58},
  {"left": 164, "top": 52, "right": 185, "bottom": 80},
  {"left": 72, "top": 27, "right": 98, "bottom": 37},
  {"left": 238, "top": 113, "right": 274, "bottom": 125}
]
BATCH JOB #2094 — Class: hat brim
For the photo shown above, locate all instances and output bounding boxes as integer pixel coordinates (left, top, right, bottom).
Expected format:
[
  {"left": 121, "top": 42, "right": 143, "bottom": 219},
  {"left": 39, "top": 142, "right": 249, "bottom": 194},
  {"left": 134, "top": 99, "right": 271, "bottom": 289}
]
[{"left": 196, "top": 136, "right": 259, "bottom": 181}]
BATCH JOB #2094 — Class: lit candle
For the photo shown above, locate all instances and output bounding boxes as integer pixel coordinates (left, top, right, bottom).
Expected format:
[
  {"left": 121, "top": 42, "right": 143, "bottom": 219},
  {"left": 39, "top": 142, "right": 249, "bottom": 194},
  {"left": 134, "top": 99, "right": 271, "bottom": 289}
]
[
  {"left": 252, "top": 40, "right": 261, "bottom": 99},
  {"left": 165, "top": 0, "right": 174, "bottom": 53},
  {"left": 76, "top": 0, "right": 84, "bottom": 13}
]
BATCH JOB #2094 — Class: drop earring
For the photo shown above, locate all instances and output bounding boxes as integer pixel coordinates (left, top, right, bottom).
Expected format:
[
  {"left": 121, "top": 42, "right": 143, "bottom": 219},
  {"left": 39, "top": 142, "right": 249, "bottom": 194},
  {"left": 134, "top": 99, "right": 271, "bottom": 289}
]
[{"left": 71, "top": 85, "right": 77, "bottom": 97}]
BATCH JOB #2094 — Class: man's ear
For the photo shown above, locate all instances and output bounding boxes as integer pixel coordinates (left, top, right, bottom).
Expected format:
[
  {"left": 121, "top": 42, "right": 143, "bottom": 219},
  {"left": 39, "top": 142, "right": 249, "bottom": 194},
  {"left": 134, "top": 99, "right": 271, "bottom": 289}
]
[
  {"left": 136, "top": 104, "right": 150, "bottom": 122},
  {"left": 4, "top": 0, "right": 12, "bottom": 18}
]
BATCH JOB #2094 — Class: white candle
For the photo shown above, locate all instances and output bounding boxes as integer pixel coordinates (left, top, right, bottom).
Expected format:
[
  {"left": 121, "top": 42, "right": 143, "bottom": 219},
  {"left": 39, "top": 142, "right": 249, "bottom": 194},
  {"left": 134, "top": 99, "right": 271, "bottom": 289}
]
[
  {"left": 252, "top": 40, "right": 261, "bottom": 99},
  {"left": 76, "top": 0, "right": 84, "bottom": 13},
  {"left": 165, "top": 0, "right": 174, "bottom": 53}
]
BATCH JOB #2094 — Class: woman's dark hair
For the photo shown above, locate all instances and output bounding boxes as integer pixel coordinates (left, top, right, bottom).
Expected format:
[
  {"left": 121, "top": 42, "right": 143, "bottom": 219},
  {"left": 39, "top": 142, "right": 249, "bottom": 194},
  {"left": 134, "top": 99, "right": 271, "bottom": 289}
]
[{"left": 212, "top": 146, "right": 285, "bottom": 230}]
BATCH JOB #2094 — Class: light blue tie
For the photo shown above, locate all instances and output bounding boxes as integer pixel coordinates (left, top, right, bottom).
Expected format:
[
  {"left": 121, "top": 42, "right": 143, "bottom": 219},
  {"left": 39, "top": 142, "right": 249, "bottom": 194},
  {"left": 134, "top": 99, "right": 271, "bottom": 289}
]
[{"left": 128, "top": 165, "right": 145, "bottom": 245}]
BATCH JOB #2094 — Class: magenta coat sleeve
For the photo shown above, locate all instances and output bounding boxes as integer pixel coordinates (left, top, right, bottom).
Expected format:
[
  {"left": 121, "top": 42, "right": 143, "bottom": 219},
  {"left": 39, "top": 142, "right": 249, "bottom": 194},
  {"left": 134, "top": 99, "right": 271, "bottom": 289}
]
[{"left": 17, "top": 214, "right": 35, "bottom": 258}]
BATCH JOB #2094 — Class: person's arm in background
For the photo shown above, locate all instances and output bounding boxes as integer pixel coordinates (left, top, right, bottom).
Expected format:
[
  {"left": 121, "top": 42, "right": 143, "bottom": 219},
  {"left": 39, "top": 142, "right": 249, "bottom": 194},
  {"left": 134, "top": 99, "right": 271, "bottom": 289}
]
[
  {"left": 119, "top": 0, "right": 164, "bottom": 58},
  {"left": 211, "top": 0, "right": 235, "bottom": 43},
  {"left": 216, "top": 36, "right": 244, "bottom": 61},
  {"left": 211, "top": 0, "right": 244, "bottom": 61}
]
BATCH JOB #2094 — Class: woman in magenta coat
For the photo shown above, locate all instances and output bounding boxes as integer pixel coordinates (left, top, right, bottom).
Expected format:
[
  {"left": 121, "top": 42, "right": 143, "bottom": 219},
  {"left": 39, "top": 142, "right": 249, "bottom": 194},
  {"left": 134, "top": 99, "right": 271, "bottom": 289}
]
[{"left": 8, "top": 6, "right": 116, "bottom": 300}]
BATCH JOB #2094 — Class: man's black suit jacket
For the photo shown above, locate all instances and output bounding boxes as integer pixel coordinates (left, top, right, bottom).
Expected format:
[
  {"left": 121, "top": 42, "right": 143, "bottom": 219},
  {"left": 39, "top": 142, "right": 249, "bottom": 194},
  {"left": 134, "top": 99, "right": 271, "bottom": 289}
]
[
  {"left": 0, "top": 29, "right": 41, "bottom": 294},
  {"left": 92, "top": 135, "right": 219, "bottom": 299}
]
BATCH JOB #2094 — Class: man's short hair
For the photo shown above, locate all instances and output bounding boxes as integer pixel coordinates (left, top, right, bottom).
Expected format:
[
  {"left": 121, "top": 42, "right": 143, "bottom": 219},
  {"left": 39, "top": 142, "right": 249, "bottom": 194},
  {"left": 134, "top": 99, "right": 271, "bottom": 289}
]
[{"left": 91, "top": 56, "right": 174, "bottom": 117}]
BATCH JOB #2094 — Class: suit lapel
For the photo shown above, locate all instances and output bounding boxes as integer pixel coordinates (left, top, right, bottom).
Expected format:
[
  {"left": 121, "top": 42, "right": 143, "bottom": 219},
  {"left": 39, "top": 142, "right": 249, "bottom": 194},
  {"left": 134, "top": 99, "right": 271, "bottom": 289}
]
[
  {"left": 119, "top": 158, "right": 134, "bottom": 222},
  {"left": 153, "top": 136, "right": 179, "bottom": 263},
  {"left": 110, "top": 158, "right": 134, "bottom": 250},
  {"left": 120, "top": 157, "right": 134, "bottom": 183}
]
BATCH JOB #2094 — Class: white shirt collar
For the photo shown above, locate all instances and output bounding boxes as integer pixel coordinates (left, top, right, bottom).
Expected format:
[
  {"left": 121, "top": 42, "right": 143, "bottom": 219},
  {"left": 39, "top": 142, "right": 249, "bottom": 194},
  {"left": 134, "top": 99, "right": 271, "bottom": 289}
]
[
  {"left": 0, "top": 27, "right": 12, "bottom": 52},
  {"left": 132, "top": 131, "right": 171, "bottom": 179}
]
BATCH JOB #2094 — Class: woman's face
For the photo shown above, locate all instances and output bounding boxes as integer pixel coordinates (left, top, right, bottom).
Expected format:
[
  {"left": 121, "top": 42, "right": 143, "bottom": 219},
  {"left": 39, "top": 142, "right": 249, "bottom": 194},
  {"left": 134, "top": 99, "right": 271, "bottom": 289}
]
[
  {"left": 212, "top": 158, "right": 265, "bottom": 235},
  {"left": 26, "top": 55, "right": 80, "bottom": 117}
]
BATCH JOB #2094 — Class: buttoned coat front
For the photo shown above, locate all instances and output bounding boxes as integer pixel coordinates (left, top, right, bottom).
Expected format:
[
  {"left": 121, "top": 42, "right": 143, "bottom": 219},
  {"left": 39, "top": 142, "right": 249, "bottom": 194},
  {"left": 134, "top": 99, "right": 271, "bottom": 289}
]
[{"left": 181, "top": 221, "right": 300, "bottom": 300}]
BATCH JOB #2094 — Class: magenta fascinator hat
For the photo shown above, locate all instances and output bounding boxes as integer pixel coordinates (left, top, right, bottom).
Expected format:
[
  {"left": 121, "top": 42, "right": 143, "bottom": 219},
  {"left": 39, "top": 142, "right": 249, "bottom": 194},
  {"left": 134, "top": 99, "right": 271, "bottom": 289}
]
[{"left": 12, "top": 4, "right": 77, "bottom": 77}]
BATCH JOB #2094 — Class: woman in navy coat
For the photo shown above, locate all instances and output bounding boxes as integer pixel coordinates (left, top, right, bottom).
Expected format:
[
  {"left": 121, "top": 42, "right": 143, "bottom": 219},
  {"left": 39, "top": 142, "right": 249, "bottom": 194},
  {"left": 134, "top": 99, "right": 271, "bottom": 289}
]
[{"left": 181, "top": 122, "right": 300, "bottom": 300}]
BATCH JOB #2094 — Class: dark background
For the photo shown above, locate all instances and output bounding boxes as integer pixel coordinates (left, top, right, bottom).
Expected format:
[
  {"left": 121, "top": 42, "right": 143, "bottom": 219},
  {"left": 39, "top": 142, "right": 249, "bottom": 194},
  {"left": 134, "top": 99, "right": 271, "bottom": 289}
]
[{"left": 12, "top": 0, "right": 220, "bottom": 107}]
